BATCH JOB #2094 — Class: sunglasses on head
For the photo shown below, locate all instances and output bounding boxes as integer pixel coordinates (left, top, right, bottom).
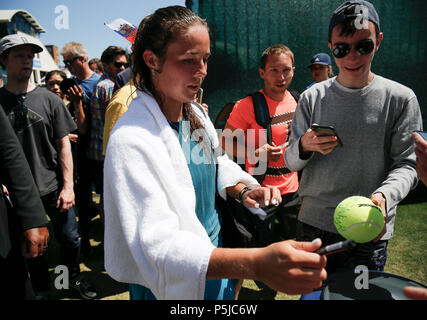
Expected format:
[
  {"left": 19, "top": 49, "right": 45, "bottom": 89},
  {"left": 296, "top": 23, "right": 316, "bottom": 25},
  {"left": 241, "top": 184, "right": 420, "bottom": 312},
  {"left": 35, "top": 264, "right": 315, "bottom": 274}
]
[
  {"left": 332, "top": 39, "right": 375, "bottom": 59},
  {"left": 63, "top": 56, "right": 80, "bottom": 67},
  {"left": 113, "top": 61, "right": 129, "bottom": 69}
]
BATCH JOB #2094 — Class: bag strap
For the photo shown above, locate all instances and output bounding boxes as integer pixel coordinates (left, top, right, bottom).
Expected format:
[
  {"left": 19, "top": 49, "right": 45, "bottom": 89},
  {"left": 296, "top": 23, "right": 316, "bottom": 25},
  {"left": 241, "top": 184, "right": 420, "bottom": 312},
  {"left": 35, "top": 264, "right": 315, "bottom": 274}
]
[
  {"left": 249, "top": 92, "right": 272, "bottom": 145},
  {"left": 289, "top": 90, "right": 300, "bottom": 103},
  {"left": 248, "top": 92, "right": 272, "bottom": 184}
]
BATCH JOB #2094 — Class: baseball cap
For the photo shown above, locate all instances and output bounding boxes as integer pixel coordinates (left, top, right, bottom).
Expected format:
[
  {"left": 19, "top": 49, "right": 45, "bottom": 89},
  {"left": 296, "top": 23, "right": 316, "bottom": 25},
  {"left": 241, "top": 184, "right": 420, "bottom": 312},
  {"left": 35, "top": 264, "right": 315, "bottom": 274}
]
[
  {"left": 329, "top": 1, "right": 380, "bottom": 39},
  {"left": 308, "top": 53, "right": 332, "bottom": 68},
  {"left": 0, "top": 34, "right": 43, "bottom": 55}
]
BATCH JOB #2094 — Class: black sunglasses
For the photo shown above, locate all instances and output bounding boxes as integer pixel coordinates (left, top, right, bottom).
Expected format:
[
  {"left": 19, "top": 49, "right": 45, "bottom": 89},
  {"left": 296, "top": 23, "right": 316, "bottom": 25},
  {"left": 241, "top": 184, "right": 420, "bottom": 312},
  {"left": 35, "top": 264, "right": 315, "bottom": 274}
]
[
  {"left": 63, "top": 56, "right": 80, "bottom": 67},
  {"left": 113, "top": 61, "right": 129, "bottom": 69},
  {"left": 332, "top": 39, "right": 375, "bottom": 59}
]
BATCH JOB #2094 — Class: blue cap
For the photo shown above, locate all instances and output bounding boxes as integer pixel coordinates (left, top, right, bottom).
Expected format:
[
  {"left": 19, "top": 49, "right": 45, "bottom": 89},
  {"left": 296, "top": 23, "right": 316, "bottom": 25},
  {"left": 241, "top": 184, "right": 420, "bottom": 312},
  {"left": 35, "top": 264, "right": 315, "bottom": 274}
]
[
  {"left": 329, "top": 1, "right": 380, "bottom": 39},
  {"left": 308, "top": 53, "right": 332, "bottom": 68}
]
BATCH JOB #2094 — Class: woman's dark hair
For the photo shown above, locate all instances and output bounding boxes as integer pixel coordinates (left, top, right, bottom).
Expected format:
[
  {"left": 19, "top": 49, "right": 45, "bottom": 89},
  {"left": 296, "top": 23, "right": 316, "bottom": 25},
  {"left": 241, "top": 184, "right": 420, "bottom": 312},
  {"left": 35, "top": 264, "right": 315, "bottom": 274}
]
[
  {"left": 132, "top": 6, "right": 210, "bottom": 144},
  {"left": 101, "top": 46, "right": 126, "bottom": 64},
  {"left": 45, "top": 70, "right": 67, "bottom": 83}
]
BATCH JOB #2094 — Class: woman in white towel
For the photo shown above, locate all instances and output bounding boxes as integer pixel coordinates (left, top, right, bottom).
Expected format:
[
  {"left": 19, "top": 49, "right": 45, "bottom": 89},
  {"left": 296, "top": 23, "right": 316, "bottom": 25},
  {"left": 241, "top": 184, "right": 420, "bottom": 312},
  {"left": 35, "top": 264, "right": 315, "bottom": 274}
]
[{"left": 103, "top": 5, "right": 327, "bottom": 300}]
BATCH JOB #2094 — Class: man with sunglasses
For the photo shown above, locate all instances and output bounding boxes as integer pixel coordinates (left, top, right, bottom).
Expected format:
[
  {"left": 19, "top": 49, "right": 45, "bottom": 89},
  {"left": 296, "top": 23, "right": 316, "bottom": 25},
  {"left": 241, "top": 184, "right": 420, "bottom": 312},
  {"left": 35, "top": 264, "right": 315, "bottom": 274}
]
[
  {"left": 285, "top": 1, "right": 422, "bottom": 273},
  {"left": 87, "top": 45, "right": 128, "bottom": 227}
]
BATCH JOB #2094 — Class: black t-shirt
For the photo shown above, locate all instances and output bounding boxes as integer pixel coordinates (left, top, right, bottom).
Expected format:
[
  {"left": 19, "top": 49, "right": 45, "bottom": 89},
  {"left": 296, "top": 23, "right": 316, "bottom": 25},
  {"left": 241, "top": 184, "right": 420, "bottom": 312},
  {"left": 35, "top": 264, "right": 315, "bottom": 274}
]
[{"left": 0, "top": 86, "right": 77, "bottom": 196}]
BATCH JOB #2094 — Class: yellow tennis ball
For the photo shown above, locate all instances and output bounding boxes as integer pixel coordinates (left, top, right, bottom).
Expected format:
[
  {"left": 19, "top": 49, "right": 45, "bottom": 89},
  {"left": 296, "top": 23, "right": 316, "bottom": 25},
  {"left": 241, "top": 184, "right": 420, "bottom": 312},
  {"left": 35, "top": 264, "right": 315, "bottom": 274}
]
[{"left": 334, "top": 196, "right": 384, "bottom": 243}]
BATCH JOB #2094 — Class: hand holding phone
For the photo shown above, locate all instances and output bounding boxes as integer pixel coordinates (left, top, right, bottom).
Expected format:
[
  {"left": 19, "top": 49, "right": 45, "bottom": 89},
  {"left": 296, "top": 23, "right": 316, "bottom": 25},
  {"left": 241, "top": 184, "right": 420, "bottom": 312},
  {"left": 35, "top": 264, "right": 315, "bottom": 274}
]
[
  {"left": 311, "top": 123, "right": 343, "bottom": 147},
  {"left": 414, "top": 131, "right": 427, "bottom": 141},
  {"left": 60, "top": 78, "right": 79, "bottom": 95}
]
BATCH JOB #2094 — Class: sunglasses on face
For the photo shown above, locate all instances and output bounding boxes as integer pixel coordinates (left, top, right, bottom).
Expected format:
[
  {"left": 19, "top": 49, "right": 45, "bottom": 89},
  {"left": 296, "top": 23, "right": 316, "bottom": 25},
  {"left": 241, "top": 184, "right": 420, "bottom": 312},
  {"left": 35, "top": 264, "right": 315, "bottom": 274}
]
[
  {"left": 63, "top": 56, "right": 80, "bottom": 67},
  {"left": 113, "top": 61, "right": 129, "bottom": 69},
  {"left": 332, "top": 39, "right": 375, "bottom": 59}
]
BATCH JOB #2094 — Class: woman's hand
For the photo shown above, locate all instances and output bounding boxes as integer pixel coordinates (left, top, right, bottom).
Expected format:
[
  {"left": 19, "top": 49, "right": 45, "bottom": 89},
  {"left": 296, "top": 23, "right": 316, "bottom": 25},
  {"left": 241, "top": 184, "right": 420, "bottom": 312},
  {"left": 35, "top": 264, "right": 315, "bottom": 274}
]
[
  {"left": 208, "top": 239, "right": 327, "bottom": 295},
  {"left": 242, "top": 186, "right": 282, "bottom": 209},
  {"left": 253, "top": 239, "right": 327, "bottom": 294}
]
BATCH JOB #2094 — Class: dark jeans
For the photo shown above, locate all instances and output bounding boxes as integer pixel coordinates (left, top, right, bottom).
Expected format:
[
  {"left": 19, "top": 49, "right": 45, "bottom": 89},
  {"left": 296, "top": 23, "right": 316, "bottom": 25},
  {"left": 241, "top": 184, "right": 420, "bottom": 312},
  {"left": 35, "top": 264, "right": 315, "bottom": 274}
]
[
  {"left": 27, "top": 190, "right": 81, "bottom": 292},
  {"left": 75, "top": 155, "right": 103, "bottom": 242},
  {"left": 296, "top": 221, "right": 388, "bottom": 274}
]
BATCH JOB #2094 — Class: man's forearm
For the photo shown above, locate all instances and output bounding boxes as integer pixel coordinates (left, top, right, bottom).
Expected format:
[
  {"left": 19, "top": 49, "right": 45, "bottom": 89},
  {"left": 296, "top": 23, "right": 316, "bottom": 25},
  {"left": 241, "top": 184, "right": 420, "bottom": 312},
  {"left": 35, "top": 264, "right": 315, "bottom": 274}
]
[
  {"left": 57, "top": 136, "right": 74, "bottom": 190},
  {"left": 73, "top": 100, "right": 87, "bottom": 134}
]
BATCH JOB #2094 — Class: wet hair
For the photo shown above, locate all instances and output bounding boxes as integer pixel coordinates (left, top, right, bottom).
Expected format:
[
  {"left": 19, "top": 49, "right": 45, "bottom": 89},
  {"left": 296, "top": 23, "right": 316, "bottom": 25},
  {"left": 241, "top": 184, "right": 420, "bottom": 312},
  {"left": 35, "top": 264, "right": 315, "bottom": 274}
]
[
  {"left": 260, "top": 44, "right": 295, "bottom": 70},
  {"left": 132, "top": 6, "right": 210, "bottom": 150}
]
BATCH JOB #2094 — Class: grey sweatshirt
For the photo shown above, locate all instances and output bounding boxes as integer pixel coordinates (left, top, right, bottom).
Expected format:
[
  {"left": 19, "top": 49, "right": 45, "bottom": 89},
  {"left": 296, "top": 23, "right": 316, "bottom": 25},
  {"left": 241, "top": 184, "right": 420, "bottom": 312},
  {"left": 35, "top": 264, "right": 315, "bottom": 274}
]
[{"left": 285, "top": 75, "right": 423, "bottom": 239}]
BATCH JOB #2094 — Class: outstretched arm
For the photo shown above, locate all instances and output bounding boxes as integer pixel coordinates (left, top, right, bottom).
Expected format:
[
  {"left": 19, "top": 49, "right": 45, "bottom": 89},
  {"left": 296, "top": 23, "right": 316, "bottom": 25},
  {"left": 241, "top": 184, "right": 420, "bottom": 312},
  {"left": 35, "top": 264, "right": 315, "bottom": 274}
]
[{"left": 207, "top": 239, "right": 327, "bottom": 295}]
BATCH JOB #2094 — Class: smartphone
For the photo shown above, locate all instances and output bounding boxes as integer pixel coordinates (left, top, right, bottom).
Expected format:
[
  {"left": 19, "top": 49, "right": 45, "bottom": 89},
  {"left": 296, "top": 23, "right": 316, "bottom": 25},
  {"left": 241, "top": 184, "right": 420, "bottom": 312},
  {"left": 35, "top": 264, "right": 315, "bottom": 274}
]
[
  {"left": 311, "top": 123, "right": 343, "bottom": 147},
  {"left": 196, "top": 88, "right": 203, "bottom": 105},
  {"left": 60, "top": 78, "right": 78, "bottom": 95},
  {"left": 415, "top": 131, "right": 427, "bottom": 141}
]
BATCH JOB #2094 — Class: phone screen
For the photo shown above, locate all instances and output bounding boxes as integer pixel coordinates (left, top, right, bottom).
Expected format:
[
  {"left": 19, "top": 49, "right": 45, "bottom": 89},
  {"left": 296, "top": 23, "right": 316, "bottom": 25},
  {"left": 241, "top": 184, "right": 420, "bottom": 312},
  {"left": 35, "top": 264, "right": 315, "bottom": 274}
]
[
  {"left": 415, "top": 131, "right": 427, "bottom": 141},
  {"left": 313, "top": 127, "right": 336, "bottom": 137}
]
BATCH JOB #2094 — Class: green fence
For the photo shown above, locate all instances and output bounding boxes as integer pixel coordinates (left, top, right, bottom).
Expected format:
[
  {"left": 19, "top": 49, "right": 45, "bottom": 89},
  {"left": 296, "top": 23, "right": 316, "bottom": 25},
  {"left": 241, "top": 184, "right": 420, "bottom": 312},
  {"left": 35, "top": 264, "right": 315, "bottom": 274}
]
[{"left": 186, "top": 0, "right": 427, "bottom": 128}]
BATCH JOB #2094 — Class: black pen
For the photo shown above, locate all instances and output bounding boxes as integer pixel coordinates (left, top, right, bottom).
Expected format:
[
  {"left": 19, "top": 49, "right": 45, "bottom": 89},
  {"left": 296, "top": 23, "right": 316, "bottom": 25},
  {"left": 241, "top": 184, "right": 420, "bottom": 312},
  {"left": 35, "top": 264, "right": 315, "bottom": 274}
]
[{"left": 315, "top": 239, "right": 357, "bottom": 256}]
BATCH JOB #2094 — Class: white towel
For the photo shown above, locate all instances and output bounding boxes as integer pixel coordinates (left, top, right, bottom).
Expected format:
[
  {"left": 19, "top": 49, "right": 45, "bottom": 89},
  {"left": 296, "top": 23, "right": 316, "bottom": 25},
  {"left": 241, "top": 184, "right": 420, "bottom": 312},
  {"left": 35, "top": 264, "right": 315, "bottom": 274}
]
[{"left": 104, "top": 90, "right": 259, "bottom": 299}]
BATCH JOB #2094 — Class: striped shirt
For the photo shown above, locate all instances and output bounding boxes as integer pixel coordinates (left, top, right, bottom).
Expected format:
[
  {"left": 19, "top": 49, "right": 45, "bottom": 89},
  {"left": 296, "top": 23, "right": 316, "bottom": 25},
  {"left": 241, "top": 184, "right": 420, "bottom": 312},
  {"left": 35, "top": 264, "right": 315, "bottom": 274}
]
[
  {"left": 227, "top": 90, "right": 299, "bottom": 195},
  {"left": 88, "top": 73, "right": 115, "bottom": 161}
]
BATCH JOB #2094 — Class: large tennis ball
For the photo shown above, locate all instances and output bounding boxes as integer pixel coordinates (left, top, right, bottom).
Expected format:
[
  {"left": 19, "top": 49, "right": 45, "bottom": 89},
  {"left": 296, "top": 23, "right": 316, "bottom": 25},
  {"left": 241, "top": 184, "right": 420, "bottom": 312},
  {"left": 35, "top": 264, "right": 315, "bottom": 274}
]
[{"left": 334, "top": 196, "right": 384, "bottom": 243}]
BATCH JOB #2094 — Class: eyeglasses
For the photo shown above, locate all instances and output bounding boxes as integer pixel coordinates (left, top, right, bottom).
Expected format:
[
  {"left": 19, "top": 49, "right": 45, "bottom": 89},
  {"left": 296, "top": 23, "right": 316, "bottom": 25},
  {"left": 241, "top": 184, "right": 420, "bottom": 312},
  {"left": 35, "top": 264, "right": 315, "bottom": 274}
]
[
  {"left": 63, "top": 56, "right": 80, "bottom": 67},
  {"left": 113, "top": 61, "right": 129, "bottom": 69},
  {"left": 331, "top": 39, "right": 375, "bottom": 59}
]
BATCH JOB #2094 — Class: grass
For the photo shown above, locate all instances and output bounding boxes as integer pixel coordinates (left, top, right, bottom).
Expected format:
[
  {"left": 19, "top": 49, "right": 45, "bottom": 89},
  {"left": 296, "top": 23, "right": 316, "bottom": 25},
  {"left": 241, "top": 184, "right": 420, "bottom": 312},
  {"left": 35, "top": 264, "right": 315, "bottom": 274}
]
[
  {"left": 384, "top": 202, "right": 427, "bottom": 286},
  {"left": 43, "top": 199, "right": 426, "bottom": 300}
]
